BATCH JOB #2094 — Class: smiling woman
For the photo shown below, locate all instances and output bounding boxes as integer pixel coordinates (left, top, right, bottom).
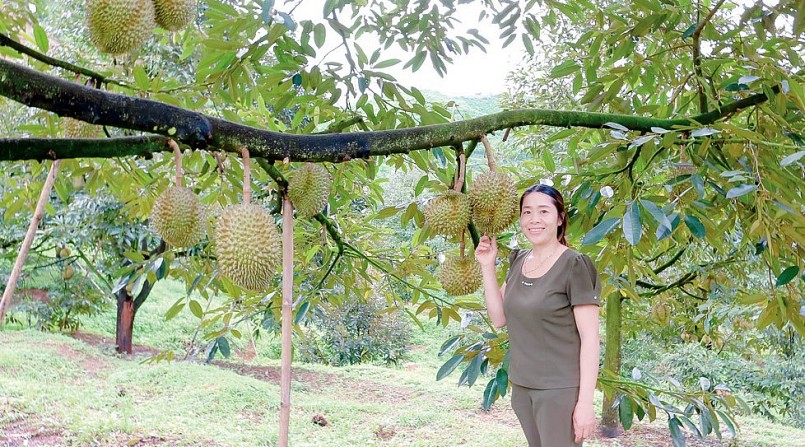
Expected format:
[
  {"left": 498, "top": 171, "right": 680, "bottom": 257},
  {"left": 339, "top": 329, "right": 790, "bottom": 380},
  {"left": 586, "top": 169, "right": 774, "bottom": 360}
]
[{"left": 475, "top": 184, "right": 601, "bottom": 447}]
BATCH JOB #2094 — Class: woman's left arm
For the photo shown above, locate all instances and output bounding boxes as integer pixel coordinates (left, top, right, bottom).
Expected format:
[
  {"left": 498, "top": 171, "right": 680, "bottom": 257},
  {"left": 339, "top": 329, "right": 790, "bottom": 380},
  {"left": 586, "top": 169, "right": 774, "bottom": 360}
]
[{"left": 573, "top": 304, "right": 600, "bottom": 442}]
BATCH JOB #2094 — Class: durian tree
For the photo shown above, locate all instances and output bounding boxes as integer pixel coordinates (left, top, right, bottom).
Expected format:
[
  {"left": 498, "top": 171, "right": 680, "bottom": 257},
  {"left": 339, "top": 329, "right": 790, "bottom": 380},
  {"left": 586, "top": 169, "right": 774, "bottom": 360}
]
[{"left": 0, "top": 0, "right": 803, "bottom": 444}]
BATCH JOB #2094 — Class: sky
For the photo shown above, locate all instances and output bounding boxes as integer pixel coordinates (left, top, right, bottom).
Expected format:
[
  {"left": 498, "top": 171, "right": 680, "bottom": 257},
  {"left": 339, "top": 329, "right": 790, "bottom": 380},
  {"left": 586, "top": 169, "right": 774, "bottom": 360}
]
[{"left": 279, "top": 1, "right": 526, "bottom": 97}]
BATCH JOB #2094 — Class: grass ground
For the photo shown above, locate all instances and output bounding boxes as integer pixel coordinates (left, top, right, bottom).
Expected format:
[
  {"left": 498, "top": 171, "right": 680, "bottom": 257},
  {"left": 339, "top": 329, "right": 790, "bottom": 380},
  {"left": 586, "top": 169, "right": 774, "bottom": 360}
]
[{"left": 2, "top": 280, "right": 804, "bottom": 446}]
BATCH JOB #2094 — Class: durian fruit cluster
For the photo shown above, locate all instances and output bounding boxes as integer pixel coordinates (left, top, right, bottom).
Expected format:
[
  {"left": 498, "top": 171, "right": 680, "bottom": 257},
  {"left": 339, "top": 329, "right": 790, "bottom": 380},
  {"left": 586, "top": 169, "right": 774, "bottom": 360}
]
[
  {"left": 424, "top": 169, "right": 518, "bottom": 296},
  {"left": 86, "top": 0, "right": 196, "bottom": 54}
]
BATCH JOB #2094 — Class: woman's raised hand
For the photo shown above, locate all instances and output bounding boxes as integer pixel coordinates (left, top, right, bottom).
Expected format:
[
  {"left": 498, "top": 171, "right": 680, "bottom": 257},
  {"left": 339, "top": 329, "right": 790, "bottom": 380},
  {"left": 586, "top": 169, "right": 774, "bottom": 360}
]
[{"left": 474, "top": 234, "right": 498, "bottom": 268}]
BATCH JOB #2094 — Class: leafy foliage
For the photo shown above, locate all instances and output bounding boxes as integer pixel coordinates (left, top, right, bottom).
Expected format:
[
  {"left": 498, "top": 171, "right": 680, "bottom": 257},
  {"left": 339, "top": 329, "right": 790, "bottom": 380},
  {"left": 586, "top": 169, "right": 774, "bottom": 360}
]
[{"left": 296, "top": 295, "right": 411, "bottom": 366}]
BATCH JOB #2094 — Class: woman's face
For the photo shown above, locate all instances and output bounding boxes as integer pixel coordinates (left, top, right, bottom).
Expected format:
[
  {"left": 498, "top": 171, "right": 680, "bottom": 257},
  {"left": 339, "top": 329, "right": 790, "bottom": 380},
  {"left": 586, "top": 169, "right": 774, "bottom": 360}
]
[{"left": 519, "top": 192, "right": 562, "bottom": 246}]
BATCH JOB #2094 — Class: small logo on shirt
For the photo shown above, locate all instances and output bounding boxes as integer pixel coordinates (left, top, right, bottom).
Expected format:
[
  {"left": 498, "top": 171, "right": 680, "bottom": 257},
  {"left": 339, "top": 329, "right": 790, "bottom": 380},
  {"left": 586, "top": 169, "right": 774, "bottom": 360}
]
[
  {"left": 521, "top": 280, "right": 533, "bottom": 287},
  {"left": 593, "top": 295, "right": 599, "bottom": 300}
]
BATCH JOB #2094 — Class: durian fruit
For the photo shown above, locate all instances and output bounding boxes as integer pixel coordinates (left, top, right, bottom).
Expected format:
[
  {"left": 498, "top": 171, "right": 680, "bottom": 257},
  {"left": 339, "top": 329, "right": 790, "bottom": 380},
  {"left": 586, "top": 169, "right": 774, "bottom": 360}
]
[
  {"left": 287, "top": 163, "right": 331, "bottom": 218},
  {"left": 214, "top": 204, "right": 282, "bottom": 291},
  {"left": 62, "top": 264, "right": 75, "bottom": 280},
  {"left": 424, "top": 190, "right": 470, "bottom": 236},
  {"left": 468, "top": 171, "right": 518, "bottom": 235},
  {"left": 59, "top": 247, "right": 72, "bottom": 258},
  {"left": 63, "top": 118, "right": 100, "bottom": 138},
  {"left": 153, "top": 0, "right": 196, "bottom": 31},
  {"left": 152, "top": 186, "right": 206, "bottom": 248},
  {"left": 87, "top": 0, "right": 156, "bottom": 54},
  {"left": 438, "top": 254, "right": 482, "bottom": 296}
]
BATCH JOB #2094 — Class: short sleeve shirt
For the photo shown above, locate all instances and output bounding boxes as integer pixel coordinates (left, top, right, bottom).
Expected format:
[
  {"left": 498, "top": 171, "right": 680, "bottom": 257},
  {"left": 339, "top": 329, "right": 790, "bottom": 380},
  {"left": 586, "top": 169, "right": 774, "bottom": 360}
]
[{"left": 502, "top": 248, "right": 601, "bottom": 389}]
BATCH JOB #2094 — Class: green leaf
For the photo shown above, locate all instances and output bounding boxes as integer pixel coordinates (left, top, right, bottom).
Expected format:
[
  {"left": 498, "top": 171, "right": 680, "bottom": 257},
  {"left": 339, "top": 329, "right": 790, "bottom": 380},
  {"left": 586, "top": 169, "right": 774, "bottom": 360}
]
[
  {"left": 582, "top": 217, "right": 620, "bottom": 246},
  {"left": 656, "top": 212, "right": 680, "bottom": 240},
  {"left": 313, "top": 23, "right": 326, "bottom": 47},
  {"left": 781, "top": 150, "right": 805, "bottom": 167},
  {"left": 622, "top": 201, "right": 642, "bottom": 246},
  {"left": 436, "top": 354, "right": 464, "bottom": 381},
  {"left": 619, "top": 396, "right": 634, "bottom": 430},
  {"left": 188, "top": 299, "right": 203, "bottom": 318},
  {"left": 639, "top": 199, "right": 672, "bottom": 231},
  {"left": 495, "top": 368, "right": 509, "bottom": 397},
  {"left": 374, "top": 59, "right": 401, "bottom": 69},
  {"left": 482, "top": 378, "right": 498, "bottom": 410},
  {"left": 725, "top": 184, "right": 757, "bottom": 199},
  {"left": 33, "top": 24, "right": 49, "bottom": 53},
  {"left": 715, "top": 410, "right": 736, "bottom": 437},
  {"left": 541, "top": 149, "right": 555, "bottom": 172},
  {"left": 683, "top": 214, "right": 706, "bottom": 238},
  {"left": 669, "top": 417, "right": 686, "bottom": 447},
  {"left": 522, "top": 33, "right": 534, "bottom": 56},
  {"left": 776, "top": 266, "right": 799, "bottom": 287},
  {"left": 439, "top": 335, "right": 461, "bottom": 356},
  {"left": 164, "top": 299, "right": 185, "bottom": 321},
  {"left": 549, "top": 60, "right": 580, "bottom": 78},
  {"left": 217, "top": 336, "right": 231, "bottom": 358},
  {"left": 294, "top": 301, "right": 310, "bottom": 324},
  {"left": 464, "top": 353, "right": 484, "bottom": 387},
  {"left": 133, "top": 66, "right": 151, "bottom": 90},
  {"left": 690, "top": 174, "right": 705, "bottom": 198},
  {"left": 682, "top": 23, "right": 697, "bottom": 39},
  {"left": 278, "top": 12, "right": 295, "bottom": 31}
]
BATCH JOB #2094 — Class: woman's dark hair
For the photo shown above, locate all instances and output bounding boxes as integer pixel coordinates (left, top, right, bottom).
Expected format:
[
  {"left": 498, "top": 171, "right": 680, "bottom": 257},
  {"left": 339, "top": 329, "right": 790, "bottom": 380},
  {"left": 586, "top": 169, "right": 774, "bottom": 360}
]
[{"left": 519, "top": 184, "right": 569, "bottom": 246}]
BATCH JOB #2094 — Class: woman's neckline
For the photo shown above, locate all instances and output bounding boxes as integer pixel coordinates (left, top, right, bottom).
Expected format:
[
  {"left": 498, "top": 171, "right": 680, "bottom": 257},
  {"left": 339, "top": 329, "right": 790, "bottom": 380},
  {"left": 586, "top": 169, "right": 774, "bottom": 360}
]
[{"left": 520, "top": 247, "right": 571, "bottom": 280}]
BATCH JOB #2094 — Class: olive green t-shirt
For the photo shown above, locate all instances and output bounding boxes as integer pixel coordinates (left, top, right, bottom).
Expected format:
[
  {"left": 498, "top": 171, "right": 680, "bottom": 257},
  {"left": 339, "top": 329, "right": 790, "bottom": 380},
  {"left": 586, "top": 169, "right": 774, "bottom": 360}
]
[{"left": 502, "top": 248, "right": 601, "bottom": 390}]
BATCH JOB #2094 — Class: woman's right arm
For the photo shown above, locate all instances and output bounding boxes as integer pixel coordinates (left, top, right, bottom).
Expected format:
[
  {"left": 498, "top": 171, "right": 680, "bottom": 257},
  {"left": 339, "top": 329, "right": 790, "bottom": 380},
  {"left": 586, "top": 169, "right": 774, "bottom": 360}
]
[{"left": 475, "top": 235, "right": 506, "bottom": 328}]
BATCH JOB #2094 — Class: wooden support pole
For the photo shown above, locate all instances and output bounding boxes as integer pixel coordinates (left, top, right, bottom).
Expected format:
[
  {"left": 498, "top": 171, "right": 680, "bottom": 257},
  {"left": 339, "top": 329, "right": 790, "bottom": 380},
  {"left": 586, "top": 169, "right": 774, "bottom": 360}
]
[
  {"left": 278, "top": 193, "right": 294, "bottom": 447},
  {"left": 0, "top": 159, "right": 61, "bottom": 325}
]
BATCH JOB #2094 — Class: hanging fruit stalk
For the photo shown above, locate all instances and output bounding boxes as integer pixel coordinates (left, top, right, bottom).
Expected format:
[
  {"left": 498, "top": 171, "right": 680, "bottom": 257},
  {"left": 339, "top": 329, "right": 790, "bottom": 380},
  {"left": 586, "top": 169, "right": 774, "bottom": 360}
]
[{"left": 0, "top": 159, "right": 62, "bottom": 325}]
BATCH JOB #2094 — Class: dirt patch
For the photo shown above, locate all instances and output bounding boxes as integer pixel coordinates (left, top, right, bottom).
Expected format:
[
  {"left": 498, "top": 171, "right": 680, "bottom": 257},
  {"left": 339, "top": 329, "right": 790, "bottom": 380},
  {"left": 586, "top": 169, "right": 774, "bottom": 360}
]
[
  {"left": 52, "top": 342, "right": 109, "bottom": 377},
  {"left": 593, "top": 422, "right": 743, "bottom": 447},
  {"left": 212, "top": 361, "right": 420, "bottom": 404},
  {"left": 0, "top": 415, "right": 65, "bottom": 447},
  {"left": 71, "top": 331, "right": 161, "bottom": 356}
]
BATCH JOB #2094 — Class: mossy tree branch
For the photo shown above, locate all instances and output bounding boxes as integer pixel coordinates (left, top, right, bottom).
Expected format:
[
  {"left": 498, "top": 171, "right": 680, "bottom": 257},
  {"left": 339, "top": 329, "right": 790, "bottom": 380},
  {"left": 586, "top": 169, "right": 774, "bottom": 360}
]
[{"left": 0, "top": 58, "right": 774, "bottom": 163}]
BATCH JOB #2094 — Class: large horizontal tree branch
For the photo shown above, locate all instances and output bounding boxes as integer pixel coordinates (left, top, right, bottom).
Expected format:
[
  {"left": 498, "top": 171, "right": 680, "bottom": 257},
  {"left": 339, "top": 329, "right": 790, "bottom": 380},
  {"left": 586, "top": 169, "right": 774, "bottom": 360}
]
[{"left": 0, "top": 58, "right": 772, "bottom": 163}]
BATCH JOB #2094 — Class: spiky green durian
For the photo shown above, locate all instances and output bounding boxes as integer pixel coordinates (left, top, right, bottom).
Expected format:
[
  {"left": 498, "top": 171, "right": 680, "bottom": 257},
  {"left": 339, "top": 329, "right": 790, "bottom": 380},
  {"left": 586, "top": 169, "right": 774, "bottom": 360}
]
[
  {"left": 153, "top": 0, "right": 196, "bottom": 31},
  {"left": 87, "top": 0, "right": 156, "bottom": 54},
  {"left": 214, "top": 204, "right": 281, "bottom": 291},
  {"left": 468, "top": 171, "right": 518, "bottom": 235},
  {"left": 63, "top": 118, "right": 100, "bottom": 138},
  {"left": 287, "top": 163, "right": 332, "bottom": 218},
  {"left": 438, "top": 254, "right": 482, "bottom": 296},
  {"left": 152, "top": 186, "right": 207, "bottom": 248},
  {"left": 424, "top": 190, "right": 470, "bottom": 236}
]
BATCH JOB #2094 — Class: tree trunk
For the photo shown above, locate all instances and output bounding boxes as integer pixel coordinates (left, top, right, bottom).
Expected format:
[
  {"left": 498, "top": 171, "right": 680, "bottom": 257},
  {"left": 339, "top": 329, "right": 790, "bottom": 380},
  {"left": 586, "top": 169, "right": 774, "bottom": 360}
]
[
  {"left": 116, "top": 288, "right": 135, "bottom": 354},
  {"left": 601, "top": 292, "right": 623, "bottom": 438}
]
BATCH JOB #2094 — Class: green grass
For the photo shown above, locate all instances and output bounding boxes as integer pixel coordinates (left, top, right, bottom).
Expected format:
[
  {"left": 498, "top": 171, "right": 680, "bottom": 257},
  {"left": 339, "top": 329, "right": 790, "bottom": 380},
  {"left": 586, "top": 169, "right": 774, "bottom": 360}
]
[{"left": 2, "top": 280, "right": 805, "bottom": 446}]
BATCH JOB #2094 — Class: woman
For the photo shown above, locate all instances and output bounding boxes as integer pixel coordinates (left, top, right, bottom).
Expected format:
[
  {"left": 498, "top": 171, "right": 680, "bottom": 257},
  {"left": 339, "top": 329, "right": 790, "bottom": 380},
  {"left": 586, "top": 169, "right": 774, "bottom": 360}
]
[{"left": 475, "top": 184, "right": 600, "bottom": 447}]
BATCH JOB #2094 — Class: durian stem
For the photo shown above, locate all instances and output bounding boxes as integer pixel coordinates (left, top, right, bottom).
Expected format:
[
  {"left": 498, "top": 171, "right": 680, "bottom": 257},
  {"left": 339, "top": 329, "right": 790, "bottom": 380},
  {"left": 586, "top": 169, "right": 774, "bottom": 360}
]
[
  {"left": 454, "top": 153, "right": 466, "bottom": 193},
  {"left": 0, "top": 159, "right": 61, "bottom": 325},
  {"left": 241, "top": 147, "right": 251, "bottom": 205},
  {"left": 279, "top": 194, "right": 294, "bottom": 447},
  {"left": 459, "top": 230, "right": 466, "bottom": 258},
  {"left": 480, "top": 135, "right": 497, "bottom": 171},
  {"left": 169, "top": 139, "right": 183, "bottom": 187}
]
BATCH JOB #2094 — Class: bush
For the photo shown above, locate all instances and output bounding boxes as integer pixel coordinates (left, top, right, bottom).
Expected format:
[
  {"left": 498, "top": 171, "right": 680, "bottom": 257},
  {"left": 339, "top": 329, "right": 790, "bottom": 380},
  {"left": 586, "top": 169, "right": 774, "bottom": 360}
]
[
  {"left": 297, "top": 296, "right": 411, "bottom": 366},
  {"left": 622, "top": 334, "right": 805, "bottom": 428}
]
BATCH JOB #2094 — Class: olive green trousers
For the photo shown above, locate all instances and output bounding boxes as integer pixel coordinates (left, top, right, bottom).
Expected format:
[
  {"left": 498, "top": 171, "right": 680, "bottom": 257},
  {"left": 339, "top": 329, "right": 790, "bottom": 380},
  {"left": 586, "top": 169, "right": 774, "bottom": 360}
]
[{"left": 510, "top": 384, "right": 581, "bottom": 447}]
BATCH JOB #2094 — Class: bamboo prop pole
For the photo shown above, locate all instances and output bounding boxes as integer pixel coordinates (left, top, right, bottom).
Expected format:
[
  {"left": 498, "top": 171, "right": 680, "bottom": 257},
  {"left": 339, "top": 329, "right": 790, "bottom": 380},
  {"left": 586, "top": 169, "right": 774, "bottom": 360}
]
[
  {"left": 0, "top": 159, "right": 62, "bottom": 325},
  {"left": 278, "top": 193, "right": 294, "bottom": 447}
]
